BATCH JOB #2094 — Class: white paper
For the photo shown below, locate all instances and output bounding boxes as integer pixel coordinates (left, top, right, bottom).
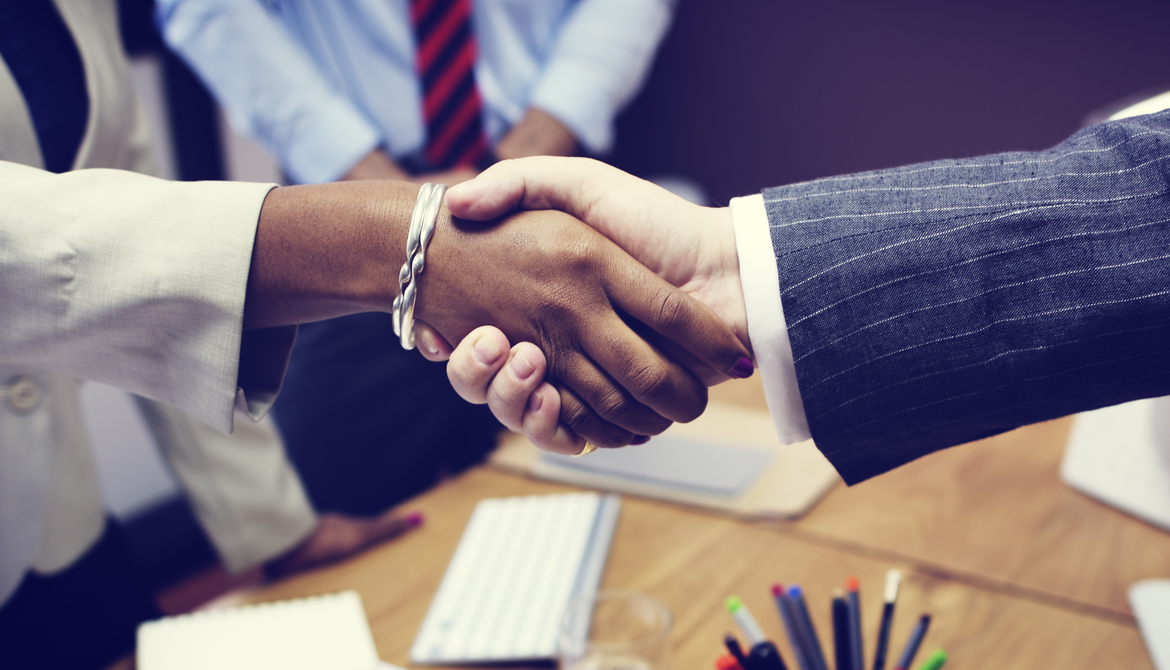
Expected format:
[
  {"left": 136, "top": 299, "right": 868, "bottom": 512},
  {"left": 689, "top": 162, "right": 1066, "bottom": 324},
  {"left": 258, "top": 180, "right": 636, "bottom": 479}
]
[{"left": 541, "top": 434, "right": 774, "bottom": 496}]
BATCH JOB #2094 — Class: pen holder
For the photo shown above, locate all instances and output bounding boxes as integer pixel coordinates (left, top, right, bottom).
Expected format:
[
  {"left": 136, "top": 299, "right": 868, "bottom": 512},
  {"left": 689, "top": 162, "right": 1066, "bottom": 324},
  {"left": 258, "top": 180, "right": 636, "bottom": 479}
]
[{"left": 559, "top": 591, "right": 672, "bottom": 670}]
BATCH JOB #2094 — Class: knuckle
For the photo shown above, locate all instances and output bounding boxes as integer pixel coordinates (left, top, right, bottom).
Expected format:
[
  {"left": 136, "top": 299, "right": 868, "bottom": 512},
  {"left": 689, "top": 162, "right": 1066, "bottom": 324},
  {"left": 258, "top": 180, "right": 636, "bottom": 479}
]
[
  {"left": 624, "top": 362, "right": 675, "bottom": 406},
  {"left": 587, "top": 386, "right": 671, "bottom": 436},
  {"left": 672, "top": 390, "right": 707, "bottom": 423},
  {"left": 447, "top": 365, "right": 487, "bottom": 404},
  {"left": 652, "top": 287, "right": 691, "bottom": 332},
  {"left": 560, "top": 400, "right": 630, "bottom": 449}
]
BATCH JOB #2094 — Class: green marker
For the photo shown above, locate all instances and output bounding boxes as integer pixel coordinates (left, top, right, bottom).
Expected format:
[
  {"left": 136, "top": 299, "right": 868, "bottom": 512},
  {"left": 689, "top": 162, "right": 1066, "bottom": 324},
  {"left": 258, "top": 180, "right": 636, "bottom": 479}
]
[
  {"left": 725, "top": 596, "right": 767, "bottom": 645},
  {"left": 914, "top": 649, "right": 947, "bottom": 670}
]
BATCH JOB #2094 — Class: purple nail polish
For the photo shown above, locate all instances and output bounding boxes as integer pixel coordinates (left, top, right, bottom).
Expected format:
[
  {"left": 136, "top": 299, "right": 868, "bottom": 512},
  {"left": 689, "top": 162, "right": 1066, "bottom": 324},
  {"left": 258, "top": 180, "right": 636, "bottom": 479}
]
[
  {"left": 406, "top": 511, "right": 425, "bottom": 528},
  {"left": 631, "top": 435, "right": 651, "bottom": 445},
  {"left": 730, "top": 357, "right": 755, "bottom": 379}
]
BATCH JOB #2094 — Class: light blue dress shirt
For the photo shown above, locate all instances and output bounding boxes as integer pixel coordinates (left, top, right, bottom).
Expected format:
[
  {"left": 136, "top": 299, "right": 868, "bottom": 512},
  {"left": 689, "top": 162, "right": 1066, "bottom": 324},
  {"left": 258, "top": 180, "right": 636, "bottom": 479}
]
[{"left": 158, "top": 0, "right": 674, "bottom": 184}]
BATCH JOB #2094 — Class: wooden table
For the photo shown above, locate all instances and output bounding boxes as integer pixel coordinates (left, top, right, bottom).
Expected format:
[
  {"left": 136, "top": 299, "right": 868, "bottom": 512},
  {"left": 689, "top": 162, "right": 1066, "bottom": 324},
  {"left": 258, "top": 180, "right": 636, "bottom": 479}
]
[{"left": 218, "top": 377, "right": 1166, "bottom": 669}]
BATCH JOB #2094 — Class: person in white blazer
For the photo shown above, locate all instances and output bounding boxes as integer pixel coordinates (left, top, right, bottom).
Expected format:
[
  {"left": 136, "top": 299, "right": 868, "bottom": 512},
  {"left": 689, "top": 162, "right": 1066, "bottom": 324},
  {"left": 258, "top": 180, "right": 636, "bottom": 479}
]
[
  {"left": 0, "top": 0, "right": 338, "bottom": 665},
  {"left": 0, "top": 4, "right": 748, "bottom": 666}
]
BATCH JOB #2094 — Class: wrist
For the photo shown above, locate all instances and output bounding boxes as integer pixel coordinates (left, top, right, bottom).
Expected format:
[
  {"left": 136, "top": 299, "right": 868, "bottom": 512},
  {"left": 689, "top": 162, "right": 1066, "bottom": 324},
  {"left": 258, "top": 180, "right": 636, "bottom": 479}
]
[
  {"left": 343, "top": 148, "right": 411, "bottom": 182},
  {"left": 245, "top": 180, "right": 420, "bottom": 329},
  {"left": 495, "top": 108, "right": 578, "bottom": 160},
  {"left": 709, "top": 206, "right": 752, "bottom": 355}
]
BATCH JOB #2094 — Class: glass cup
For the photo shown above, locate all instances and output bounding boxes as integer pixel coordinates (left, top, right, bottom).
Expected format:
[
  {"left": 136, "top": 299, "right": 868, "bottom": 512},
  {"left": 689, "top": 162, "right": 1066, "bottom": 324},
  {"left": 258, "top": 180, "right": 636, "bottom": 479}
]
[{"left": 558, "top": 590, "right": 673, "bottom": 670}]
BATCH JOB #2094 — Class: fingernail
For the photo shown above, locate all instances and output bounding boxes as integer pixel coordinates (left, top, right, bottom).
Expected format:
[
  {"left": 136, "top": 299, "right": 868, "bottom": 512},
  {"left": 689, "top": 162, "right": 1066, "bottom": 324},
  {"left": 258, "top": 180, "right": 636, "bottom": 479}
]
[
  {"left": 730, "top": 357, "right": 755, "bottom": 379},
  {"left": 406, "top": 511, "right": 425, "bottom": 528},
  {"left": 528, "top": 390, "right": 543, "bottom": 412},
  {"left": 631, "top": 435, "right": 651, "bottom": 445},
  {"left": 472, "top": 335, "right": 503, "bottom": 366},
  {"left": 417, "top": 329, "right": 440, "bottom": 357},
  {"left": 574, "top": 443, "right": 598, "bottom": 457},
  {"left": 509, "top": 350, "right": 537, "bottom": 381}
]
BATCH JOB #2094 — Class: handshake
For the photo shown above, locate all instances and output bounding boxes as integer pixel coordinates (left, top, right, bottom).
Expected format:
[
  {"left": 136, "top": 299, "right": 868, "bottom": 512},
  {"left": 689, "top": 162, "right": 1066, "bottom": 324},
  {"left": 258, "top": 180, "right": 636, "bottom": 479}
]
[
  {"left": 246, "top": 111, "right": 1170, "bottom": 483},
  {"left": 398, "top": 157, "right": 755, "bottom": 456}
]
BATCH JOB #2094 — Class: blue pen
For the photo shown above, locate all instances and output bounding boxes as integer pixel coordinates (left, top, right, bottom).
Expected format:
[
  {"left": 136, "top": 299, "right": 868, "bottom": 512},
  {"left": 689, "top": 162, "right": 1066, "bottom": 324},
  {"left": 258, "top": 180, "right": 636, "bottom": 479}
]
[{"left": 787, "top": 585, "right": 828, "bottom": 670}]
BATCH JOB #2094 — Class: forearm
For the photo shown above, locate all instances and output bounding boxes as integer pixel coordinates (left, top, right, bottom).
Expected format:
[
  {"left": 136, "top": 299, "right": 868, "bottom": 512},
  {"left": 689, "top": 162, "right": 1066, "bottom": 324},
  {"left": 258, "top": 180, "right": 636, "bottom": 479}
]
[
  {"left": 244, "top": 180, "right": 421, "bottom": 329},
  {"left": 767, "top": 111, "right": 1170, "bottom": 483},
  {"left": 342, "top": 149, "right": 412, "bottom": 182},
  {"left": 0, "top": 163, "right": 271, "bottom": 431},
  {"left": 495, "top": 108, "right": 579, "bottom": 160}
]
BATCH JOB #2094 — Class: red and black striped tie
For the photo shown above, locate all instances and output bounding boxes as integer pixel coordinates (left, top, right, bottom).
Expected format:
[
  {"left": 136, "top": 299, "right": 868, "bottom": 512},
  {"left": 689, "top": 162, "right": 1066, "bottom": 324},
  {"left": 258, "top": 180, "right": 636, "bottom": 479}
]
[{"left": 410, "top": 0, "right": 489, "bottom": 170}]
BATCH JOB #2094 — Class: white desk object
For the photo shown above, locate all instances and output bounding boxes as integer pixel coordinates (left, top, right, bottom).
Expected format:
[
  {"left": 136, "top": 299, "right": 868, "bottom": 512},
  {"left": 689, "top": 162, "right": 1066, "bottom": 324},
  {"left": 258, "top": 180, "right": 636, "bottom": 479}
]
[
  {"left": 1061, "top": 397, "right": 1170, "bottom": 531},
  {"left": 1131, "top": 579, "right": 1170, "bottom": 670},
  {"left": 410, "top": 492, "right": 620, "bottom": 664},
  {"left": 492, "top": 401, "right": 839, "bottom": 519},
  {"left": 137, "top": 591, "right": 379, "bottom": 670}
]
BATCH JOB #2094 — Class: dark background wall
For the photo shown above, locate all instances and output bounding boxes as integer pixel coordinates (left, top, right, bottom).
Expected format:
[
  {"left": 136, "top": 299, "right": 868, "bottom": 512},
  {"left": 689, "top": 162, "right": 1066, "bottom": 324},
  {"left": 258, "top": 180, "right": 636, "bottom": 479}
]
[{"left": 609, "top": 1, "right": 1170, "bottom": 205}]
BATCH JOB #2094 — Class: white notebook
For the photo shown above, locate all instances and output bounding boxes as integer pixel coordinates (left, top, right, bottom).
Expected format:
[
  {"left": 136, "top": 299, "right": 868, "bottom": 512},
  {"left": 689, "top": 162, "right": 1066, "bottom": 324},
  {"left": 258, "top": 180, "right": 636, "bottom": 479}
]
[{"left": 137, "top": 591, "right": 382, "bottom": 670}]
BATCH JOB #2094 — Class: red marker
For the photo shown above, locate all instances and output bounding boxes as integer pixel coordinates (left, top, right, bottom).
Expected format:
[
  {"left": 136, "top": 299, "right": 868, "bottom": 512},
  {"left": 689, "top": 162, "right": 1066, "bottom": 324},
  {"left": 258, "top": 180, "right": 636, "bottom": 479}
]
[
  {"left": 846, "top": 577, "right": 863, "bottom": 670},
  {"left": 716, "top": 653, "right": 744, "bottom": 670}
]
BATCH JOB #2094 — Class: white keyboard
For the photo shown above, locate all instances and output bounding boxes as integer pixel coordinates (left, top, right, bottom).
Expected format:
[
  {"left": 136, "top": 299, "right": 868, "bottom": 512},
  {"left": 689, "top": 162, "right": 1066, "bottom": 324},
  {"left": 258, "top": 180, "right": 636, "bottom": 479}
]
[{"left": 410, "top": 492, "right": 621, "bottom": 665}]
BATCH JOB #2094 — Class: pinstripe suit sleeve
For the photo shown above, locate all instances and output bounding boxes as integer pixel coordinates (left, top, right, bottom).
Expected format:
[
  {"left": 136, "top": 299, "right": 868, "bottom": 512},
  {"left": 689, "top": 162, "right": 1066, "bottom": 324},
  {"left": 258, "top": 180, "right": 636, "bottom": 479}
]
[{"left": 762, "top": 110, "right": 1170, "bottom": 484}]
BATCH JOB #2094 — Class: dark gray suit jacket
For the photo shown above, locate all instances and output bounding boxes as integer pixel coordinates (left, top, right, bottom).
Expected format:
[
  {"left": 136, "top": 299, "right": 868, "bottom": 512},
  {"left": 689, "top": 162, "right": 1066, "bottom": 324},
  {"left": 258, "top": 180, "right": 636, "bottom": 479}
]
[{"left": 764, "top": 110, "right": 1170, "bottom": 484}]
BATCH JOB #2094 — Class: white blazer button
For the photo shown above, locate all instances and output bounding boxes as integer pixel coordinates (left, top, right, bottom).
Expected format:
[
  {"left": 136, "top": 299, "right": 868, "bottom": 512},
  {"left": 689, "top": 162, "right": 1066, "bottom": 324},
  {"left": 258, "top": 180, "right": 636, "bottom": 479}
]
[{"left": 5, "top": 376, "right": 43, "bottom": 414}]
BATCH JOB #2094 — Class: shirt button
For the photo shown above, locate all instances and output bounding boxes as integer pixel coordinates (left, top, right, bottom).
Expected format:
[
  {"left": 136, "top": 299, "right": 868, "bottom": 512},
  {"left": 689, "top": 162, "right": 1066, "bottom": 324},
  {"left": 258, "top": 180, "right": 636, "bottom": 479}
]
[{"left": 5, "top": 376, "right": 43, "bottom": 414}]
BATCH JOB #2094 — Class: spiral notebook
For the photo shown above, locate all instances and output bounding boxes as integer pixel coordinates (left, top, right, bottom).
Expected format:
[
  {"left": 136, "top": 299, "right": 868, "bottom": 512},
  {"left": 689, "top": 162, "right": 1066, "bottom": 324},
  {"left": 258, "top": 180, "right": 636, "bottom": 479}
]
[{"left": 137, "top": 591, "right": 387, "bottom": 670}]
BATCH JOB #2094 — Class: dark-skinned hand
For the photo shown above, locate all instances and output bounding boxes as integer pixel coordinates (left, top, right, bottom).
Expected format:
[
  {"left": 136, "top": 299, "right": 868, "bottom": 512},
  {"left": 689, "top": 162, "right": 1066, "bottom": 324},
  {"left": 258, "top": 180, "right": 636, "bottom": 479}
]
[{"left": 413, "top": 206, "right": 753, "bottom": 450}]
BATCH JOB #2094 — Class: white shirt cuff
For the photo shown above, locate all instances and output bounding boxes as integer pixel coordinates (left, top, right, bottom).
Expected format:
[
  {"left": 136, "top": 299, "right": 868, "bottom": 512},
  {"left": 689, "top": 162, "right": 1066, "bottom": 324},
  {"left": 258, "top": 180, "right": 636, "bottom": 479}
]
[{"left": 730, "top": 194, "right": 811, "bottom": 444}]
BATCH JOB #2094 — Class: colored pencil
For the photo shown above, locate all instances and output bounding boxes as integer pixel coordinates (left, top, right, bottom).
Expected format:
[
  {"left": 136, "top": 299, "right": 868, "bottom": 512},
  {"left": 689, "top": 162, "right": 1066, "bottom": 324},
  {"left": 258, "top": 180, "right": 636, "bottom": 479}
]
[{"left": 871, "top": 570, "right": 901, "bottom": 670}]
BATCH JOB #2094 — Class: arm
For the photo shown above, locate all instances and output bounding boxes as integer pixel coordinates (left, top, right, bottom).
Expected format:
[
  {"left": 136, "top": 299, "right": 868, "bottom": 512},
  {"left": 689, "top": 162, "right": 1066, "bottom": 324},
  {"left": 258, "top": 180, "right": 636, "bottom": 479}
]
[
  {"left": 761, "top": 111, "right": 1170, "bottom": 483},
  {"left": 495, "top": 108, "right": 578, "bottom": 160},
  {"left": 444, "top": 110, "right": 1170, "bottom": 481},
  {"left": 157, "top": 0, "right": 389, "bottom": 184},
  {"left": 0, "top": 162, "right": 749, "bottom": 446},
  {"left": 525, "top": 0, "right": 675, "bottom": 154},
  {"left": 0, "top": 162, "right": 275, "bottom": 432}
]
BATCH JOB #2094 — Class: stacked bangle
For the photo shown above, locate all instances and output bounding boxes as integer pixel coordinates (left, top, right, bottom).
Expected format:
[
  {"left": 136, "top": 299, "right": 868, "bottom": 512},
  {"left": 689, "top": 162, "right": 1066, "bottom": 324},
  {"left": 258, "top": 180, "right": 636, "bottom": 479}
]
[{"left": 392, "top": 182, "right": 447, "bottom": 350}]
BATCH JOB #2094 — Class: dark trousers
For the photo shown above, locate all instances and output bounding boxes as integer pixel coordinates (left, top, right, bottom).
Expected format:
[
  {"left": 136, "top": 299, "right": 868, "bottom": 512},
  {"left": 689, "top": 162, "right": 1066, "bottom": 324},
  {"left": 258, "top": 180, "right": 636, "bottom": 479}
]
[
  {"left": 272, "top": 312, "right": 502, "bottom": 516},
  {"left": 0, "top": 519, "right": 161, "bottom": 670}
]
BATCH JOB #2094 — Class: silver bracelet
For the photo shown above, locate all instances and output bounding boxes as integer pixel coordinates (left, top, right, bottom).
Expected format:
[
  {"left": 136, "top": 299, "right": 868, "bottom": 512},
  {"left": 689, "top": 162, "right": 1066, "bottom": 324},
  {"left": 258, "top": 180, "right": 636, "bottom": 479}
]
[{"left": 392, "top": 182, "right": 447, "bottom": 350}]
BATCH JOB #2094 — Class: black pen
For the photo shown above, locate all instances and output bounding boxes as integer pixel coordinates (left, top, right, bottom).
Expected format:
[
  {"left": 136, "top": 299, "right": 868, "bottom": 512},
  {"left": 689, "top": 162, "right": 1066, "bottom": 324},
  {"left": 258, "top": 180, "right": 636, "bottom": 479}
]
[
  {"left": 893, "top": 614, "right": 931, "bottom": 670},
  {"left": 726, "top": 633, "right": 754, "bottom": 670},
  {"left": 871, "top": 570, "right": 901, "bottom": 670},
  {"left": 727, "top": 597, "right": 789, "bottom": 670},
  {"left": 831, "top": 589, "right": 851, "bottom": 670},
  {"left": 725, "top": 629, "right": 788, "bottom": 670}
]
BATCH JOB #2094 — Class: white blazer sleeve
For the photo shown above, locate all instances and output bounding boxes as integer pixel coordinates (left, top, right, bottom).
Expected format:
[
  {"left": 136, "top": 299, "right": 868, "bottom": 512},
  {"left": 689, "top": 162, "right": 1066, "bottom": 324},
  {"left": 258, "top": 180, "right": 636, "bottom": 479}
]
[{"left": 0, "top": 161, "right": 283, "bottom": 433}]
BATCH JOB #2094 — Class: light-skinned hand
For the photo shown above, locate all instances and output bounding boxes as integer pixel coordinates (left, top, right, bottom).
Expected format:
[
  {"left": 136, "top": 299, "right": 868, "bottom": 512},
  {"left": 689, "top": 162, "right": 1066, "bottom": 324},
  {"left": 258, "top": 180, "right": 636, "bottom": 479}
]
[{"left": 432, "top": 157, "right": 754, "bottom": 453}]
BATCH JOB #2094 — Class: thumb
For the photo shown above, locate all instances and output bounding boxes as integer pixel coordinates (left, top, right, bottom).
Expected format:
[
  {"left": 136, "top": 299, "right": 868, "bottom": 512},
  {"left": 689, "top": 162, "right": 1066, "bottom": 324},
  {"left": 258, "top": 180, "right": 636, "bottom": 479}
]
[
  {"left": 445, "top": 164, "right": 527, "bottom": 220},
  {"left": 445, "top": 156, "right": 614, "bottom": 220}
]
